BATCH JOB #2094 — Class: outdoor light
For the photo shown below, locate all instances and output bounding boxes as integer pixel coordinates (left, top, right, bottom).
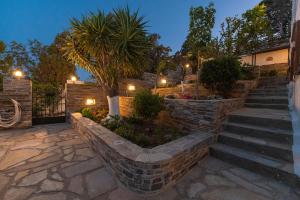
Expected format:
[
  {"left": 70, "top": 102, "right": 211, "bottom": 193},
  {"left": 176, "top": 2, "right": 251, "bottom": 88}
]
[
  {"left": 14, "top": 70, "right": 23, "bottom": 78},
  {"left": 161, "top": 79, "right": 167, "bottom": 84},
  {"left": 127, "top": 84, "right": 136, "bottom": 91},
  {"left": 185, "top": 64, "right": 190, "bottom": 68},
  {"left": 86, "top": 98, "right": 96, "bottom": 106},
  {"left": 71, "top": 76, "right": 77, "bottom": 82}
]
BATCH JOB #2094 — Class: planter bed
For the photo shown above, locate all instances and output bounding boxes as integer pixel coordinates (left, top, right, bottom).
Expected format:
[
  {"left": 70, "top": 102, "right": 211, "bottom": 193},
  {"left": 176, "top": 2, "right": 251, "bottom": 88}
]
[{"left": 71, "top": 113, "right": 213, "bottom": 194}]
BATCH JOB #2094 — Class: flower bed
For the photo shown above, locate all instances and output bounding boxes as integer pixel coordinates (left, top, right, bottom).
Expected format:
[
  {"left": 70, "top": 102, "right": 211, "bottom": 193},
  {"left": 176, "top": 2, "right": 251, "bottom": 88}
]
[{"left": 71, "top": 113, "right": 213, "bottom": 194}]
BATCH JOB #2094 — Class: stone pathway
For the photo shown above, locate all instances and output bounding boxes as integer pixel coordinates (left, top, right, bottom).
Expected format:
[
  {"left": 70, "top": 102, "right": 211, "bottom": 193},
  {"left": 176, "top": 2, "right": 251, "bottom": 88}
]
[{"left": 0, "top": 123, "right": 299, "bottom": 200}]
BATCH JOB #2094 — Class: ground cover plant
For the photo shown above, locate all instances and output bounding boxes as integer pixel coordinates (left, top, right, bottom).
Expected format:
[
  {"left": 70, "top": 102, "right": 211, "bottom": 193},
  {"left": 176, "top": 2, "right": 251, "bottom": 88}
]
[{"left": 80, "top": 90, "right": 187, "bottom": 148}]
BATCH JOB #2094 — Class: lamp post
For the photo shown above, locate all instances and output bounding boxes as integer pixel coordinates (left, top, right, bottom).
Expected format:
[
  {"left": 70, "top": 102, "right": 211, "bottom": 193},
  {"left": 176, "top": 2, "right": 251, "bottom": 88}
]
[{"left": 13, "top": 70, "right": 23, "bottom": 79}]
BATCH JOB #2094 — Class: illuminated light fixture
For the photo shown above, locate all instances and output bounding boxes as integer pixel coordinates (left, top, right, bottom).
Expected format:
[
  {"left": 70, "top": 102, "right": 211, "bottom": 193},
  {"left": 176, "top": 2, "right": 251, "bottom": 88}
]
[
  {"left": 86, "top": 98, "right": 96, "bottom": 106},
  {"left": 185, "top": 64, "right": 190, "bottom": 68},
  {"left": 127, "top": 84, "right": 136, "bottom": 91},
  {"left": 71, "top": 76, "right": 77, "bottom": 82},
  {"left": 161, "top": 79, "right": 167, "bottom": 84},
  {"left": 14, "top": 70, "right": 23, "bottom": 78}
]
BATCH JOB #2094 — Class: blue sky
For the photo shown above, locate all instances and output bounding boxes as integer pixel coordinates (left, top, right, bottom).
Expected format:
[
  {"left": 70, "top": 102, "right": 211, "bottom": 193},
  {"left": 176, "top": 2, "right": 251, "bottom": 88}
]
[{"left": 0, "top": 0, "right": 261, "bottom": 80}]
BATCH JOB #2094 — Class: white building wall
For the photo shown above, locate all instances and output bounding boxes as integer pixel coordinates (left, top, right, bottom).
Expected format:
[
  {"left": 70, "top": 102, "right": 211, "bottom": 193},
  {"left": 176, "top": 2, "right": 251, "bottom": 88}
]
[{"left": 240, "top": 49, "right": 289, "bottom": 66}]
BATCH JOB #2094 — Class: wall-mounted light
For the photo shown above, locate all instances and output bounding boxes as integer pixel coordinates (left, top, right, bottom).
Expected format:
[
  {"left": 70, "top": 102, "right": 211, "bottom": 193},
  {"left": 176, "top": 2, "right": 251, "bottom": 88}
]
[
  {"left": 161, "top": 79, "right": 167, "bottom": 84},
  {"left": 71, "top": 76, "right": 77, "bottom": 82},
  {"left": 127, "top": 84, "right": 136, "bottom": 91},
  {"left": 86, "top": 98, "right": 96, "bottom": 106},
  {"left": 14, "top": 70, "right": 23, "bottom": 78},
  {"left": 185, "top": 64, "right": 190, "bottom": 68}
]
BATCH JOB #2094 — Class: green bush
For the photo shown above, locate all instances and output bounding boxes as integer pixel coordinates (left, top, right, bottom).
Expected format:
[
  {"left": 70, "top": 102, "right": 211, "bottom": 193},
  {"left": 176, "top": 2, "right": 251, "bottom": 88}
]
[
  {"left": 133, "top": 89, "right": 163, "bottom": 119},
  {"left": 81, "top": 108, "right": 95, "bottom": 121},
  {"left": 268, "top": 70, "right": 278, "bottom": 77},
  {"left": 240, "top": 66, "right": 256, "bottom": 80},
  {"left": 200, "top": 56, "right": 241, "bottom": 97}
]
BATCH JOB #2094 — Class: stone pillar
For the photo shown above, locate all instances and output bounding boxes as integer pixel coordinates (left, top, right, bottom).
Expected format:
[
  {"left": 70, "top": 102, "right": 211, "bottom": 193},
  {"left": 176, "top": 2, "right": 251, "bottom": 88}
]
[
  {"left": 65, "top": 83, "right": 107, "bottom": 116},
  {"left": 0, "top": 77, "right": 32, "bottom": 128}
]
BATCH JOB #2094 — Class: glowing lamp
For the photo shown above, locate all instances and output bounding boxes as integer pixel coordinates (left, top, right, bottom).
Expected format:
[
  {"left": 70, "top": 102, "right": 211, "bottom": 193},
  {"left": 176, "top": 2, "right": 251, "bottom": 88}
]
[
  {"left": 86, "top": 99, "right": 96, "bottom": 106},
  {"left": 14, "top": 70, "right": 23, "bottom": 78},
  {"left": 128, "top": 84, "right": 136, "bottom": 91},
  {"left": 71, "top": 76, "right": 77, "bottom": 82},
  {"left": 161, "top": 79, "right": 167, "bottom": 84},
  {"left": 185, "top": 64, "right": 190, "bottom": 68}
]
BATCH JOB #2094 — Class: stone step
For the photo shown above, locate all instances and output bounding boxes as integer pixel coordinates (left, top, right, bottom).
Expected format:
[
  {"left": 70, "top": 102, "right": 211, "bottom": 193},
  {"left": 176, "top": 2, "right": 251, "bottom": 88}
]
[
  {"left": 218, "top": 132, "right": 293, "bottom": 162},
  {"left": 223, "top": 122, "right": 293, "bottom": 145},
  {"left": 210, "top": 144, "right": 300, "bottom": 187},
  {"left": 249, "top": 92, "right": 287, "bottom": 97},
  {"left": 228, "top": 108, "right": 293, "bottom": 131},
  {"left": 245, "top": 103, "right": 289, "bottom": 110},
  {"left": 253, "top": 89, "right": 288, "bottom": 93},
  {"left": 246, "top": 97, "right": 288, "bottom": 104}
]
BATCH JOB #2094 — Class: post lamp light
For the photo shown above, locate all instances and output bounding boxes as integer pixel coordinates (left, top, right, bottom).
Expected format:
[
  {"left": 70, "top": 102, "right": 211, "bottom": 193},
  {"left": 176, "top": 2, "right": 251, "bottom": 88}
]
[
  {"left": 86, "top": 98, "right": 96, "bottom": 106},
  {"left": 161, "top": 79, "right": 167, "bottom": 84},
  {"left": 13, "top": 70, "right": 23, "bottom": 79},
  {"left": 71, "top": 76, "right": 77, "bottom": 82},
  {"left": 185, "top": 64, "right": 190, "bottom": 68},
  {"left": 127, "top": 84, "right": 136, "bottom": 91}
]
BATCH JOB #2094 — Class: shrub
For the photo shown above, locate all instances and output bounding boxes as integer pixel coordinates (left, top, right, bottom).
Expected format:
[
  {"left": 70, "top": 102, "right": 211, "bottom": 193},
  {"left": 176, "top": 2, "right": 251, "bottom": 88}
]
[
  {"left": 200, "top": 56, "right": 241, "bottom": 97},
  {"left": 268, "top": 70, "right": 278, "bottom": 77},
  {"left": 240, "top": 66, "right": 256, "bottom": 80},
  {"left": 133, "top": 89, "right": 163, "bottom": 119},
  {"left": 81, "top": 108, "right": 95, "bottom": 121},
  {"left": 102, "top": 115, "right": 123, "bottom": 131}
]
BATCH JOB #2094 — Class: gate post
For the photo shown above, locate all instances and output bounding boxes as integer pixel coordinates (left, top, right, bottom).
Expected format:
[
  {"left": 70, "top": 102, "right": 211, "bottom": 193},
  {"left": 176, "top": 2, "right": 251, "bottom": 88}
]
[{"left": 1, "top": 76, "right": 32, "bottom": 128}]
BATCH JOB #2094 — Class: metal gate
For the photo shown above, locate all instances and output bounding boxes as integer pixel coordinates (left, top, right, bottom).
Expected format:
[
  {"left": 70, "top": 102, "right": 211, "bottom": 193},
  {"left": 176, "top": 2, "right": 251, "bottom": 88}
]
[{"left": 32, "top": 88, "right": 66, "bottom": 125}]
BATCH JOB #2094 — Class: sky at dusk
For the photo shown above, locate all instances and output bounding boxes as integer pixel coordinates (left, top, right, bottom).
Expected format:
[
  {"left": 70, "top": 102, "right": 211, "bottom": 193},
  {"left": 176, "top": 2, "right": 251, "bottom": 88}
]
[{"left": 0, "top": 0, "right": 261, "bottom": 80}]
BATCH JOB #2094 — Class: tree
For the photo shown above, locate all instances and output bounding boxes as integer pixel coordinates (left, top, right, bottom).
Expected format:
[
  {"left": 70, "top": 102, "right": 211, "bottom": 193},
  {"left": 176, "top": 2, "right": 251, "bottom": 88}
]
[
  {"left": 63, "top": 8, "right": 150, "bottom": 117},
  {"left": 260, "top": 0, "right": 292, "bottom": 38},
  {"left": 5, "top": 41, "right": 34, "bottom": 73},
  {"left": 32, "top": 32, "right": 76, "bottom": 87},
  {"left": 237, "top": 4, "right": 273, "bottom": 53},
  {"left": 219, "top": 16, "right": 241, "bottom": 55},
  {"left": 147, "top": 34, "right": 172, "bottom": 73},
  {"left": 182, "top": 3, "right": 216, "bottom": 60},
  {"left": 0, "top": 41, "right": 12, "bottom": 75}
]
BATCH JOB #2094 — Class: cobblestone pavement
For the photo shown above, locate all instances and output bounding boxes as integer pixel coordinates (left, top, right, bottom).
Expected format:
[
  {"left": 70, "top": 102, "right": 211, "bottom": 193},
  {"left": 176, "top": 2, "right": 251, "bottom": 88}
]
[{"left": 0, "top": 123, "right": 299, "bottom": 200}]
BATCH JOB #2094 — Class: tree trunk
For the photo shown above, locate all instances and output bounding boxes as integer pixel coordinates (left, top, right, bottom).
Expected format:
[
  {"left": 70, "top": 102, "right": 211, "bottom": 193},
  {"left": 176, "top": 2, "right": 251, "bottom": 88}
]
[
  {"left": 105, "top": 87, "right": 120, "bottom": 118},
  {"left": 107, "top": 96, "right": 120, "bottom": 117}
]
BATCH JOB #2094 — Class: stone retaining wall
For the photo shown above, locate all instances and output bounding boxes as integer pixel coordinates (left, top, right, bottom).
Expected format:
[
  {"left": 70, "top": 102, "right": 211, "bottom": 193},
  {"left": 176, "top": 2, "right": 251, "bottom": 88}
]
[
  {"left": 164, "top": 98, "right": 244, "bottom": 134},
  {"left": 230, "top": 80, "right": 258, "bottom": 98},
  {"left": 71, "top": 113, "right": 213, "bottom": 194},
  {"left": 0, "top": 77, "right": 32, "bottom": 128},
  {"left": 119, "top": 97, "right": 244, "bottom": 134},
  {"left": 154, "top": 80, "right": 257, "bottom": 98},
  {"left": 153, "top": 84, "right": 212, "bottom": 97}
]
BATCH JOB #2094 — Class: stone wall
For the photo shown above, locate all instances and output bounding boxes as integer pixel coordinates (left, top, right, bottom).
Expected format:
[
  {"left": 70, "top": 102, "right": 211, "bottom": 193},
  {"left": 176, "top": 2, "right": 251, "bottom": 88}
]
[
  {"left": 164, "top": 98, "right": 244, "bottom": 134},
  {"left": 142, "top": 72, "right": 157, "bottom": 87},
  {"left": 119, "top": 96, "right": 134, "bottom": 117},
  {"left": 119, "top": 78, "right": 153, "bottom": 96},
  {"left": 118, "top": 97, "right": 244, "bottom": 134},
  {"left": 71, "top": 113, "right": 213, "bottom": 194},
  {"left": 65, "top": 83, "right": 107, "bottom": 115},
  {"left": 230, "top": 80, "right": 258, "bottom": 98},
  {"left": 154, "top": 80, "right": 257, "bottom": 99},
  {"left": 0, "top": 77, "right": 32, "bottom": 128},
  {"left": 260, "top": 63, "right": 289, "bottom": 76},
  {"left": 153, "top": 84, "right": 212, "bottom": 98}
]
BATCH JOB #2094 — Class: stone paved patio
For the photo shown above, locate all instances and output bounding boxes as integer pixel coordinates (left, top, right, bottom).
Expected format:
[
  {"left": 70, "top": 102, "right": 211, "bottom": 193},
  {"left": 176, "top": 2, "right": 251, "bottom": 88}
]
[{"left": 0, "top": 123, "right": 299, "bottom": 200}]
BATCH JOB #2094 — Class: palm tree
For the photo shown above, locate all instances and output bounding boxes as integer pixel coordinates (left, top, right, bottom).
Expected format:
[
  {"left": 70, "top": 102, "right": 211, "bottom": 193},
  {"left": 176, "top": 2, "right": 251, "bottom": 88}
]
[{"left": 63, "top": 8, "right": 150, "bottom": 117}]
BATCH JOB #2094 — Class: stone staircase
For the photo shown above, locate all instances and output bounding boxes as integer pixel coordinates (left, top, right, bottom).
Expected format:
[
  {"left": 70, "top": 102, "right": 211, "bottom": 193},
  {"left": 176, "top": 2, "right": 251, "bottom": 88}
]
[{"left": 211, "top": 77, "right": 300, "bottom": 187}]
